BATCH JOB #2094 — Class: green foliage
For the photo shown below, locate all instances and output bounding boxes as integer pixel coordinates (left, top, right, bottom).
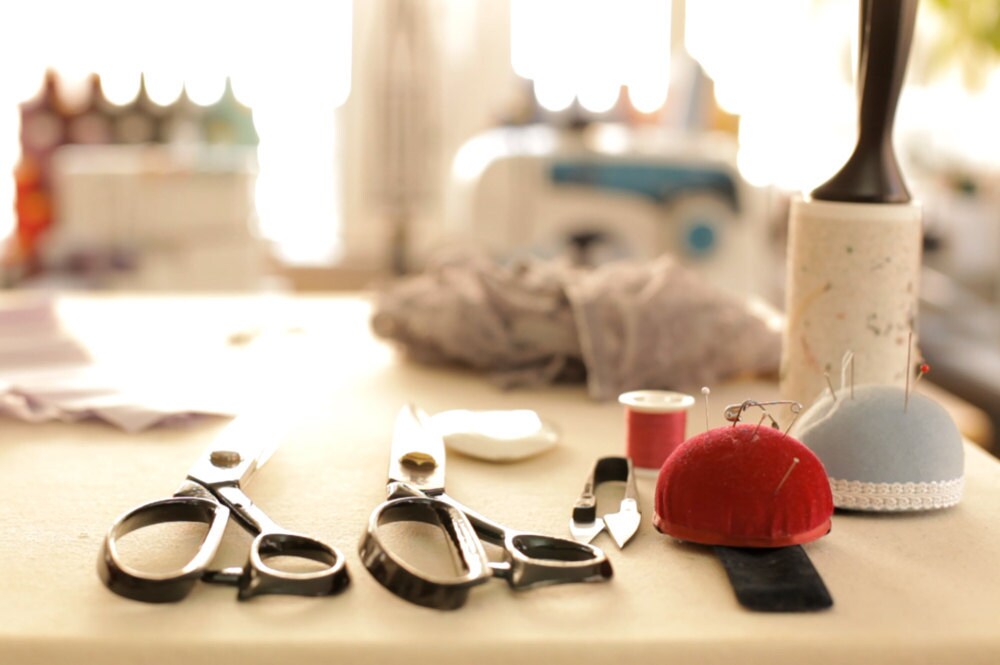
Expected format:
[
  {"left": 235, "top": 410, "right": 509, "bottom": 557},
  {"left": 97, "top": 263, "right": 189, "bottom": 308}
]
[{"left": 929, "top": 0, "right": 1000, "bottom": 87}]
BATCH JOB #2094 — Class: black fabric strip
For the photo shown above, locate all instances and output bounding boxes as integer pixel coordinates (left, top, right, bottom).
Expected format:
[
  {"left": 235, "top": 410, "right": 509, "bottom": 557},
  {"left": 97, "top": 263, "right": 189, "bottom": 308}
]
[{"left": 713, "top": 545, "right": 833, "bottom": 613}]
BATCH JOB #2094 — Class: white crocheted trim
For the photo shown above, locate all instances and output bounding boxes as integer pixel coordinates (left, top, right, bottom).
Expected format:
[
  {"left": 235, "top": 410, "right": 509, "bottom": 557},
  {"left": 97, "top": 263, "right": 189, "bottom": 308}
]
[{"left": 830, "top": 477, "right": 964, "bottom": 511}]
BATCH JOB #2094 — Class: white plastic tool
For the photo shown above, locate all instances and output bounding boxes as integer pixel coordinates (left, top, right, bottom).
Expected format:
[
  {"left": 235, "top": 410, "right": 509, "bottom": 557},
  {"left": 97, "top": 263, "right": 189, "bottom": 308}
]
[{"left": 430, "top": 409, "right": 559, "bottom": 462}]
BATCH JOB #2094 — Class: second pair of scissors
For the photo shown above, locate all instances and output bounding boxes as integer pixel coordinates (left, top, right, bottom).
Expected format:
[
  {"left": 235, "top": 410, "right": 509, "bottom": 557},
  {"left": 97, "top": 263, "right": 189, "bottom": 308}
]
[{"left": 360, "top": 404, "right": 613, "bottom": 610}]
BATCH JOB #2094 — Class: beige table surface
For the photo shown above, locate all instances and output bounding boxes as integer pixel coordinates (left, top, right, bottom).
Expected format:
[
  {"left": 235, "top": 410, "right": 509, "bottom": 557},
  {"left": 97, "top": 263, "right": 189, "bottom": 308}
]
[{"left": 1, "top": 294, "right": 998, "bottom": 665}]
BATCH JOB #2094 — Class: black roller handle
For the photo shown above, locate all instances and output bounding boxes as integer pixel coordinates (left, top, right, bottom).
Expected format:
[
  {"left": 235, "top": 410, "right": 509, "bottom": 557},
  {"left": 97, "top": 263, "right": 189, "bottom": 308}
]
[{"left": 812, "top": 0, "right": 918, "bottom": 204}]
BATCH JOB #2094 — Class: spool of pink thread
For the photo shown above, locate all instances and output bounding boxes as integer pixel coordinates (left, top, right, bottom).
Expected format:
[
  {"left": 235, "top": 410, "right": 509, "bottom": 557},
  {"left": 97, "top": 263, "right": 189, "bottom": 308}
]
[{"left": 619, "top": 390, "right": 695, "bottom": 471}]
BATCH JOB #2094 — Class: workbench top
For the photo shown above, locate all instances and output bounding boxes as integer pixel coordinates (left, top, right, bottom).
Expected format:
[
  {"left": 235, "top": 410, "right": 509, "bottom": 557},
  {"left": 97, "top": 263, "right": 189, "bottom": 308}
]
[{"left": 1, "top": 294, "right": 998, "bottom": 665}]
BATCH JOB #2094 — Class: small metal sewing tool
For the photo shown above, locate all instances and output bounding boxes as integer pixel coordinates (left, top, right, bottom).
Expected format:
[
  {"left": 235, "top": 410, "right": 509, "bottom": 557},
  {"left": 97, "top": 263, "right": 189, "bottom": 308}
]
[
  {"left": 98, "top": 411, "right": 350, "bottom": 603},
  {"left": 570, "top": 456, "right": 640, "bottom": 549},
  {"left": 360, "top": 404, "right": 612, "bottom": 610}
]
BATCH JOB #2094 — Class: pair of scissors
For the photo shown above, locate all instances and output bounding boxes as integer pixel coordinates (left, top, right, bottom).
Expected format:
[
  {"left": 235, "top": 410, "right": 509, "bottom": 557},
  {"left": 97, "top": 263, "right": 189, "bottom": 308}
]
[
  {"left": 569, "top": 456, "right": 641, "bottom": 549},
  {"left": 98, "top": 411, "right": 350, "bottom": 603},
  {"left": 360, "top": 404, "right": 613, "bottom": 610}
]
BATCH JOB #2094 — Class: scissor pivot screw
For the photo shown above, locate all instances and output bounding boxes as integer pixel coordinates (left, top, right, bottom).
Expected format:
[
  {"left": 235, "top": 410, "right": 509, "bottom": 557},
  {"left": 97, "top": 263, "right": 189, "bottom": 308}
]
[
  {"left": 210, "top": 450, "right": 242, "bottom": 468},
  {"left": 400, "top": 452, "right": 437, "bottom": 469}
]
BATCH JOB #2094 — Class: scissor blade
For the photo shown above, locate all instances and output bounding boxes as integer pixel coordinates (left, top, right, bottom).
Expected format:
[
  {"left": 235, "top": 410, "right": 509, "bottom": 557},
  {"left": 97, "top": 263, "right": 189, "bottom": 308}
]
[
  {"left": 187, "top": 408, "right": 294, "bottom": 488},
  {"left": 603, "top": 499, "right": 641, "bottom": 549},
  {"left": 387, "top": 404, "right": 446, "bottom": 494},
  {"left": 569, "top": 518, "right": 605, "bottom": 544}
]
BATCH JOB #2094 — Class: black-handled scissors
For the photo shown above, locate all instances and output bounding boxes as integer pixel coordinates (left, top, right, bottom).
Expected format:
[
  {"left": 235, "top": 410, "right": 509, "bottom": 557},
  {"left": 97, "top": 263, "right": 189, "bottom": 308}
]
[
  {"left": 359, "top": 404, "right": 612, "bottom": 610},
  {"left": 98, "top": 412, "right": 350, "bottom": 603}
]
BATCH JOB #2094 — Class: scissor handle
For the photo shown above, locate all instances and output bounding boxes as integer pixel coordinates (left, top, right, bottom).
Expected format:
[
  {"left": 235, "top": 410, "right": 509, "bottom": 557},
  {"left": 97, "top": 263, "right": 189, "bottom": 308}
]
[
  {"left": 359, "top": 495, "right": 492, "bottom": 610},
  {"left": 435, "top": 493, "right": 614, "bottom": 590},
  {"left": 231, "top": 531, "right": 350, "bottom": 600},
  {"left": 200, "top": 485, "right": 350, "bottom": 600},
  {"left": 98, "top": 496, "right": 229, "bottom": 603},
  {"left": 572, "top": 466, "right": 599, "bottom": 524},
  {"left": 572, "top": 457, "right": 635, "bottom": 523},
  {"left": 502, "top": 532, "right": 613, "bottom": 588}
]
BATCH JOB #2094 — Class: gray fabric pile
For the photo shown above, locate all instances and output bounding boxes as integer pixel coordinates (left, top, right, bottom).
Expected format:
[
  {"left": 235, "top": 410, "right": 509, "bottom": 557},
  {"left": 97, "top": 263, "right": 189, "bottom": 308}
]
[{"left": 371, "top": 254, "right": 780, "bottom": 400}]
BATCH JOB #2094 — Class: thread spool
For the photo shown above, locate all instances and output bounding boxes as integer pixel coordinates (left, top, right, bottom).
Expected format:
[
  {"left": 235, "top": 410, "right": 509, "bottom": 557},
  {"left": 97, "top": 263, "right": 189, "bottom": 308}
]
[{"left": 619, "top": 390, "right": 695, "bottom": 471}]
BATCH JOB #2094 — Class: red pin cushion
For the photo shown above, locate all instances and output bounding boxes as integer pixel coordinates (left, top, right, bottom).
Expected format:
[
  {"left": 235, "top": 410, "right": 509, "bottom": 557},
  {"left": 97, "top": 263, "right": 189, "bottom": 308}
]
[{"left": 653, "top": 424, "right": 833, "bottom": 548}]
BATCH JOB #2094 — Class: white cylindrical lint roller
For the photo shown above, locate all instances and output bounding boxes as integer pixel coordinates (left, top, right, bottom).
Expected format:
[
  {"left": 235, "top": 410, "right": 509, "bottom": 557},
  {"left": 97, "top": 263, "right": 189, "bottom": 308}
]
[{"left": 780, "top": 197, "right": 922, "bottom": 405}]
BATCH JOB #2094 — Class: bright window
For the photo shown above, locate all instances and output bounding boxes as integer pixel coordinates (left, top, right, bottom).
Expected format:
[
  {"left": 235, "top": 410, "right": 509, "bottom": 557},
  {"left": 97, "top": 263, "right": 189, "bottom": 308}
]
[
  {"left": 511, "top": 0, "right": 673, "bottom": 114},
  {"left": 0, "top": 0, "right": 353, "bottom": 265}
]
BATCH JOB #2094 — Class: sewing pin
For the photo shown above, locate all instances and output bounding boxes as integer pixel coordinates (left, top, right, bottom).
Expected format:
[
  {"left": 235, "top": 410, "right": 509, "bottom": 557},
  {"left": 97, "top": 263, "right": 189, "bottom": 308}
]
[
  {"left": 904, "top": 332, "right": 913, "bottom": 413},
  {"left": 917, "top": 363, "right": 930, "bottom": 382},
  {"left": 781, "top": 402, "right": 803, "bottom": 438},
  {"left": 701, "top": 386, "right": 711, "bottom": 432},
  {"left": 824, "top": 372, "right": 838, "bottom": 403},
  {"left": 840, "top": 351, "right": 855, "bottom": 400},
  {"left": 773, "top": 458, "right": 801, "bottom": 496},
  {"left": 752, "top": 413, "right": 768, "bottom": 438},
  {"left": 903, "top": 363, "right": 931, "bottom": 413},
  {"left": 851, "top": 354, "right": 856, "bottom": 399}
]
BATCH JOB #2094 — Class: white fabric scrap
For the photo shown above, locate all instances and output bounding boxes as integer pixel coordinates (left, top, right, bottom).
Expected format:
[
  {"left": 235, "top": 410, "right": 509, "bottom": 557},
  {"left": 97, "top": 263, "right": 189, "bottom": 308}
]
[
  {"left": 0, "top": 297, "right": 234, "bottom": 432},
  {"left": 372, "top": 254, "right": 781, "bottom": 400}
]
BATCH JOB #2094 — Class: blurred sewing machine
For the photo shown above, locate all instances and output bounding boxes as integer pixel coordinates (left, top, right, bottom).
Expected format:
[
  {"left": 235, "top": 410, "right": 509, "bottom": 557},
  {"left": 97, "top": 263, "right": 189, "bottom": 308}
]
[{"left": 449, "top": 123, "right": 771, "bottom": 297}]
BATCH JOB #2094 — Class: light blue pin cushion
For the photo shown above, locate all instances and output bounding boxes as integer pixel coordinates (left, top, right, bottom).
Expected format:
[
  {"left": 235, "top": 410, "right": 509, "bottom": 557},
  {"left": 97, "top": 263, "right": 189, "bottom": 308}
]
[{"left": 790, "top": 385, "right": 964, "bottom": 512}]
